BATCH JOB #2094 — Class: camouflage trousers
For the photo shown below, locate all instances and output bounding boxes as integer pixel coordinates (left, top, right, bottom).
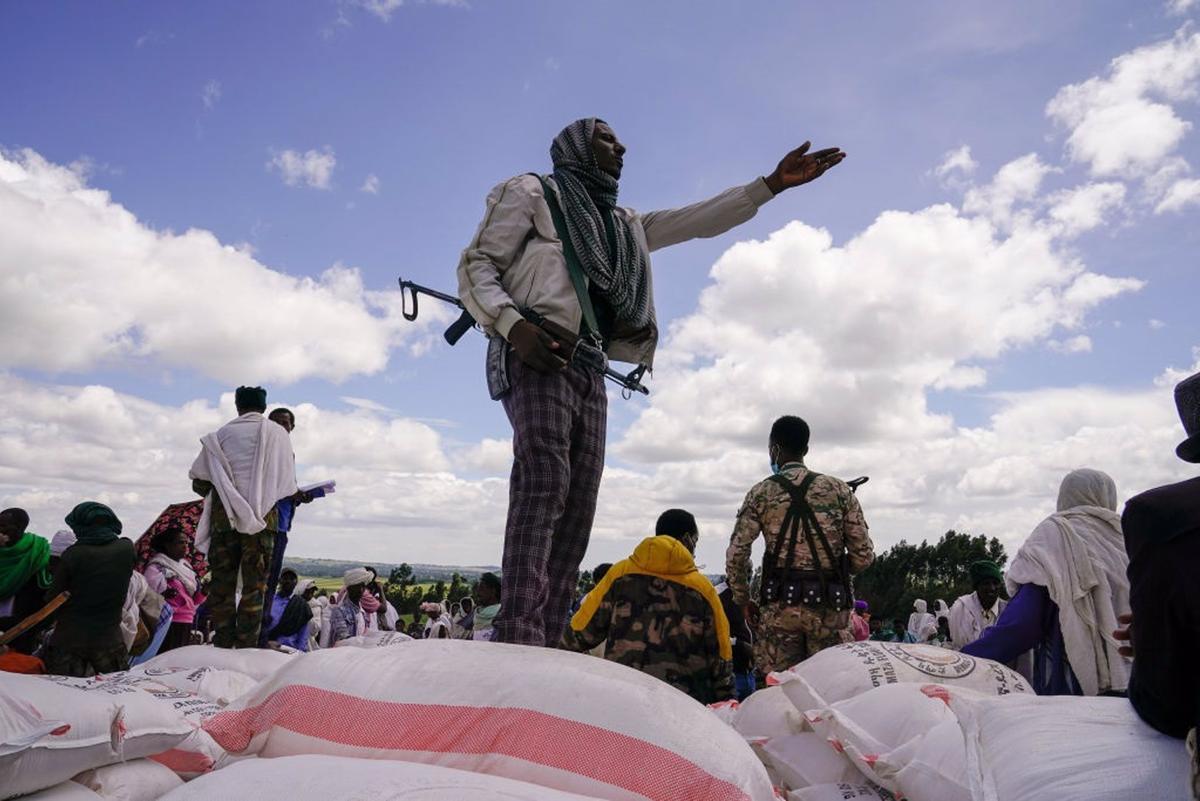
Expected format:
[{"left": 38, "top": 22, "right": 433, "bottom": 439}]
[
  {"left": 753, "top": 602, "right": 852, "bottom": 676},
  {"left": 207, "top": 526, "right": 275, "bottom": 649},
  {"left": 42, "top": 641, "right": 129, "bottom": 678}
]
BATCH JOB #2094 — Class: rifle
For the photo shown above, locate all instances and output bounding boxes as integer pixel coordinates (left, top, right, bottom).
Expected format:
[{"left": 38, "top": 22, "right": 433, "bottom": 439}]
[
  {"left": 847, "top": 476, "right": 869, "bottom": 493},
  {"left": 0, "top": 591, "right": 69, "bottom": 647},
  {"left": 399, "top": 277, "right": 650, "bottom": 396}
]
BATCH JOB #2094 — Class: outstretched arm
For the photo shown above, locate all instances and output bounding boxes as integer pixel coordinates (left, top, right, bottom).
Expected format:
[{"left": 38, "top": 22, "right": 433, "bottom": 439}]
[{"left": 639, "top": 141, "right": 846, "bottom": 252}]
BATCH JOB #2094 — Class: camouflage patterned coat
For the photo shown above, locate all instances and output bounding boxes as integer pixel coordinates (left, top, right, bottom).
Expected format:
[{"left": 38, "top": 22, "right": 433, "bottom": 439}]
[
  {"left": 562, "top": 535, "right": 734, "bottom": 703},
  {"left": 725, "top": 461, "right": 876, "bottom": 674}
]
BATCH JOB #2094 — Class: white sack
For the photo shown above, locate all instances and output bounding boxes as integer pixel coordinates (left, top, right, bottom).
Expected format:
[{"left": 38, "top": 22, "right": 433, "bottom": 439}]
[
  {"left": 954, "top": 693, "right": 1192, "bottom": 801},
  {"left": 806, "top": 683, "right": 973, "bottom": 801},
  {"left": 129, "top": 665, "right": 258, "bottom": 706},
  {"left": 72, "top": 759, "right": 183, "bottom": 801},
  {"left": 203, "top": 641, "right": 775, "bottom": 801},
  {"left": 16, "top": 782, "right": 104, "bottom": 801},
  {"left": 158, "top": 753, "right": 617, "bottom": 800},
  {"left": 789, "top": 783, "right": 895, "bottom": 801},
  {"left": 0, "top": 674, "right": 189, "bottom": 798},
  {"left": 136, "top": 645, "right": 293, "bottom": 682},
  {"left": 763, "top": 732, "right": 859, "bottom": 791},
  {"left": 772, "top": 641, "right": 1030, "bottom": 714},
  {"left": 331, "top": 630, "right": 413, "bottom": 649},
  {"left": 733, "top": 686, "right": 808, "bottom": 740}
]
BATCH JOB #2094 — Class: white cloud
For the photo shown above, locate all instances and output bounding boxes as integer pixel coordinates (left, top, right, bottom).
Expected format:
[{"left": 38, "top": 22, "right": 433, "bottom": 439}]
[
  {"left": 1168, "top": 0, "right": 1197, "bottom": 16},
  {"left": 0, "top": 148, "right": 446, "bottom": 385},
  {"left": 1048, "top": 334, "right": 1094, "bottom": 354},
  {"left": 933, "top": 145, "right": 978, "bottom": 186},
  {"left": 963, "top": 153, "right": 1057, "bottom": 227},
  {"left": 0, "top": 376, "right": 513, "bottom": 566},
  {"left": 267, "top": 147, "right": 337, "bottom": 190},
  {"left": 456, "top": 438, "right": 514, "bottom": 474},
  {"left": 201, "top": 80, "right": 221, "bottom": 110},
  {"left": 353, "top": 0, "right": 465, "bottom": 21},
  {"left": 1045, "top": 182, "right": 1126, "bottom": 234},
  {"left": 360, "top": 173, "right": 381, "bottom": 194},
  {"left": 1046, "top": 27, "right": 1200, "bottom": 178},
  {"left": 1150, "top": 318, "right": 1167, "bottom": 329},
  {"left": 1154, "top": 176, "right": 1200, "bottom": 212}
]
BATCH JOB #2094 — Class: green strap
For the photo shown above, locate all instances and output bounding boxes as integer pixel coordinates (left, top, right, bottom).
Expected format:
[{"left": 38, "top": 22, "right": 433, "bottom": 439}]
[{"left": 534, "top": 174, "right": 601, "bottom": 339}]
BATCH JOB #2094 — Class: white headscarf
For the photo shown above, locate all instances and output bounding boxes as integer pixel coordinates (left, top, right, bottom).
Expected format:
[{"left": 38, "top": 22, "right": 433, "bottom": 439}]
[
  {"left": 148, "top": 551, "right": 198, "bottom": 595},
  {"left": 1006, "top": 468, "right": 1131, "bottom": 695},
  {"left": 908, "top": 599, "right": 936, "bottom": 640},
  {"left": 343, "top": 567, "right": 372, "bottom": 588},
  {"left": 49, "top": 529, "right": 77, "bottom": 557}
]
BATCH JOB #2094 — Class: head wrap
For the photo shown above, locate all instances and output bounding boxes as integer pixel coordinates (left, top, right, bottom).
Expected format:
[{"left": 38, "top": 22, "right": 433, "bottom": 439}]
[
  {"left": 49, "top": 529, "right": 77, "bottom": 557},
  {"left": 294, "top": 579, "right": 316, "bottom": 597},
  {"left": 854, "top": 599, "right": 869, "bottom": 612},
  {"left": 969, "top": 560, "right": 1004, "bottom": 587},
  {"left": 234, "top": 385, "right": 268, "bottom": 411},
  {"left": 1056, "top": 468, "right": 1118, "bottom": 514},
  {"left": 913, "top": 599, "right": 927, "bottom": 614},
  {"left": 0, "top": 531, "right": 51, "bottom": 597},
  {"left": 343, "top": 567, "right": 372, "bottom": 588},
  {"left": 550, "top": 118, "right": 651, "bottom": 331},
  {"left": 65, "top": 502, "right": 122, "bottom": 546}
]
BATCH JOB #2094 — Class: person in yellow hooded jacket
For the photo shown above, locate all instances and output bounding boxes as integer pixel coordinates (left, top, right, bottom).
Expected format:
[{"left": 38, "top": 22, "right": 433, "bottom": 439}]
[{"left": 562, "top": 509, "right": 733, "bottom": 703}]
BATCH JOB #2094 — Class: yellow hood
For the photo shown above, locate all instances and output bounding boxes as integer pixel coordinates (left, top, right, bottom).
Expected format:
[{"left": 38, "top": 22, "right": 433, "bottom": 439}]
[{"left": 570, "top": 535, "right": 732, "bottom": 660}]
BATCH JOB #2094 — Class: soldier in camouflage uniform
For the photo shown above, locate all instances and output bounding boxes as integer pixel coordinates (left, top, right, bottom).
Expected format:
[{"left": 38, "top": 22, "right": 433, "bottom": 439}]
[
  {"left": 562, "top": 509, "right": 734, "bottom": 703},
  {"left": 726, "top": 416, "right": 875, "bottom": 676}
]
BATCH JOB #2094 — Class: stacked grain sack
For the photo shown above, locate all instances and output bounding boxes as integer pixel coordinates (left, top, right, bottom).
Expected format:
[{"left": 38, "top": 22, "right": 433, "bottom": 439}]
[
  {"left": 0, "top": 645, "right": 290, "bottom": 800},
  {"left": 202, "top": 640, "right": 777, "bottom": 801},
  {"left": 710, "top": 641, "right": 1194, "bottom": 801}
]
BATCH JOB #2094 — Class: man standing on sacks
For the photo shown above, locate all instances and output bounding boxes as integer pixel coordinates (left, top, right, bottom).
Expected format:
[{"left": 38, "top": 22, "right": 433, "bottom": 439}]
[
  {"left": 458, "top": 117, "right": 846, "bottom": 647},
  {"left": 190, "top": 386, "right": 299, "bottom": 649}
]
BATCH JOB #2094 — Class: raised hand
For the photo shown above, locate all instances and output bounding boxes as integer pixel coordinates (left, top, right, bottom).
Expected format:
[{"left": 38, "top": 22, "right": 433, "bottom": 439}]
[{"left": 765, "top": 141, "right": 846, "bottom": 194}]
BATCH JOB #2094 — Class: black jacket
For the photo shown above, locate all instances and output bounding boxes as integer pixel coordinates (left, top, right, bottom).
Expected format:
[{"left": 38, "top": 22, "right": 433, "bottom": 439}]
[{"left": 1123, "top": 476, "right": 1200, "bottom": 738}]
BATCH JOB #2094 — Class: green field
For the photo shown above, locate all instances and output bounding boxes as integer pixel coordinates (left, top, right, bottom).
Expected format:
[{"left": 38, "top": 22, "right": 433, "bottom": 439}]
[{"left": 303, "top": 577, "right": 438, "bottom": 595}]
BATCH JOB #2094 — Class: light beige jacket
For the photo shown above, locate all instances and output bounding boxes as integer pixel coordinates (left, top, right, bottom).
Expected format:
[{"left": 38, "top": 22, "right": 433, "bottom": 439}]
[{"left": 457, "top": 173, "right": 774, "bottom": 367}]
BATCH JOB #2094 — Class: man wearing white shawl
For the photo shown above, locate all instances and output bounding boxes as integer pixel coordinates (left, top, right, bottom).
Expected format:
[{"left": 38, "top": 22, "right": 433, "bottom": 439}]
[
  {"left": 963, "top": 468, "right": 1131, "bottom": 696},
  {"left": 907, "top": 599, "right": 936, "bottom": 642},
  {"left": 189, "top": 386, "right": 298, "bottom": 649}
]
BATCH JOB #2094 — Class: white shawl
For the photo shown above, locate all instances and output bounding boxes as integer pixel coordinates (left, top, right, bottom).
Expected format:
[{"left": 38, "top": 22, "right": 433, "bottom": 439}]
[
  {"left": 148, "top": 552, "right": 198, "bottom": 596},
  {"left": 908, "top": 599, "right": 936, "bottom": 641},
  {"left": 948, "top": 591, "right": 1006, "bottom": 648},
  {"left": 1005, "top": 468, "right": 1131, "bottom": 695},
  {"left": 189, "top": 412, "right": 298, "bottom": 554}
]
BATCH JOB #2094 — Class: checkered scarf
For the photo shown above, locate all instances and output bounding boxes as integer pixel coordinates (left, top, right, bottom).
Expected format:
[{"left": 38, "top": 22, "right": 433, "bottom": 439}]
[{"left": 550, "top": 118, "right": 651, "bottom": 331}]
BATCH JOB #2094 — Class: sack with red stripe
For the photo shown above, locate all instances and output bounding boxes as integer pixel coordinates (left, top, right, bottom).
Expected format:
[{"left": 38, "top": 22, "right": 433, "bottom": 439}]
[
  {"left": 159, "top": 753, "right": 631, "bottom": 800},
  {"left": 203, "top": 640, "right": 777, "bottom": 801}
]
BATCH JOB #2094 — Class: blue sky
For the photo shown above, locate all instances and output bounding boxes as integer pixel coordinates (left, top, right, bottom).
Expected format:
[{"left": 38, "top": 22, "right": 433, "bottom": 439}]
[{"left": 2, "top": 1, "right": 1198, "bottom": 568}]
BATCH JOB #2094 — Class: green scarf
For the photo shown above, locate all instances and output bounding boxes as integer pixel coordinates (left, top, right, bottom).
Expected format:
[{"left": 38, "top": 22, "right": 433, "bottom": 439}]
[
  {"left": 474, "top": 603, "right": 500, "bottom": 630},
  {"left": 65, "top": 501, "right": 122, "bottom": 546},
  {"left": 0, "top": 532, "right": 52, "bottom": 598}
]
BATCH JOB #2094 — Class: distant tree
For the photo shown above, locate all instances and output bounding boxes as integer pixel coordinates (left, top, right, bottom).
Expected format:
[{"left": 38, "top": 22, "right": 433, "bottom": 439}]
[
  {"left": 577, "top": 569, "right": 594, "bottom": 596},
  {"left": 853, "top": 530, "right": 1008, "bottom": 622},
  {"left": 389, "top": 563, "right": 414, "bottom": 586}
]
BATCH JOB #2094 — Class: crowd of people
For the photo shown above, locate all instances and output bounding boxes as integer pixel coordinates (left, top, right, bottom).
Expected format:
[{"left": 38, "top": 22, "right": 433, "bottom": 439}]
[{"left": 1, "top": 118, "right": 1197, "bottom": 790}]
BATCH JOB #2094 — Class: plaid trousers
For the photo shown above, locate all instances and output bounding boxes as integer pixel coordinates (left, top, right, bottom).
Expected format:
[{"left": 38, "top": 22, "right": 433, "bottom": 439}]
[{"left": 494, "top": 354, "right": 607, "bottom": 647}]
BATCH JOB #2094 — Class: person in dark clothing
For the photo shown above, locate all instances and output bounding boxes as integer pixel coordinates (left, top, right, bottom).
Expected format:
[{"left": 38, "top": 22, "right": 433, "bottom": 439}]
[
  {"left": 1120, "top": 371, "right": 1200, "bottom": 792},
  {"left": 0, "top": 508, "right": 54, "bottom": 655},
  {"left": 716, "top": 578, "right": 756, "bottom": 699},
  {"left": 43, "top": 502, "right": 135, "bottom": 677}
]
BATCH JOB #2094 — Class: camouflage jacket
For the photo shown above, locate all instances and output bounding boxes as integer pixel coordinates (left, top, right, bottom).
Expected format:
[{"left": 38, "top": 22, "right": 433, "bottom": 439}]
[
  {"left": 725, "top": 461, "right": 874, "bottom": 606},
  {"left": 562, "top": 536, "right": 734, "bottom": 704}
]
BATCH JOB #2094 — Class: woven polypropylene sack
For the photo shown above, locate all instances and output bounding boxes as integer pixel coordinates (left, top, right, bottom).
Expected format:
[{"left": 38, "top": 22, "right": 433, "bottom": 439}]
[
  {"left": 331, "top": 630, "right": 413, "bottom": 649},
  {"left": 953, "top": 693, "right": 1192, "bottom": 801},
  {"left": 771, "top": 642, "right": 1030, "bottom": 714},
  {"left": 203, "top": 641, "right": 776, "bottom": 801},
  {"left": 72, "top": 758, "right": 183, "bottom": 801},
  {"left": 762, "top": 732, "right": 859, "bottom": 791},
  {"left": 135, "top": 645, "right": 293, "bottom": 682},
  {"left": 789, "top": 783, "right": 895, "bottom": 801},
  {"left": 128, "top": 665, "right": 258, "bottom": 706},
  {"left": 733, "top": 686, "right": 808, "bottom": 740},
  {"left": 806, "top": 683, "right": 974, "bottom": 801},
  {"left": 15, "top": 782, "right": 104, "bottom": 801},
  {"left": 0, "top": 674, "right": 189, "bottom": 798},
  {"left": 158, "top": 753, "right": 627, "bottom": 800}
]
